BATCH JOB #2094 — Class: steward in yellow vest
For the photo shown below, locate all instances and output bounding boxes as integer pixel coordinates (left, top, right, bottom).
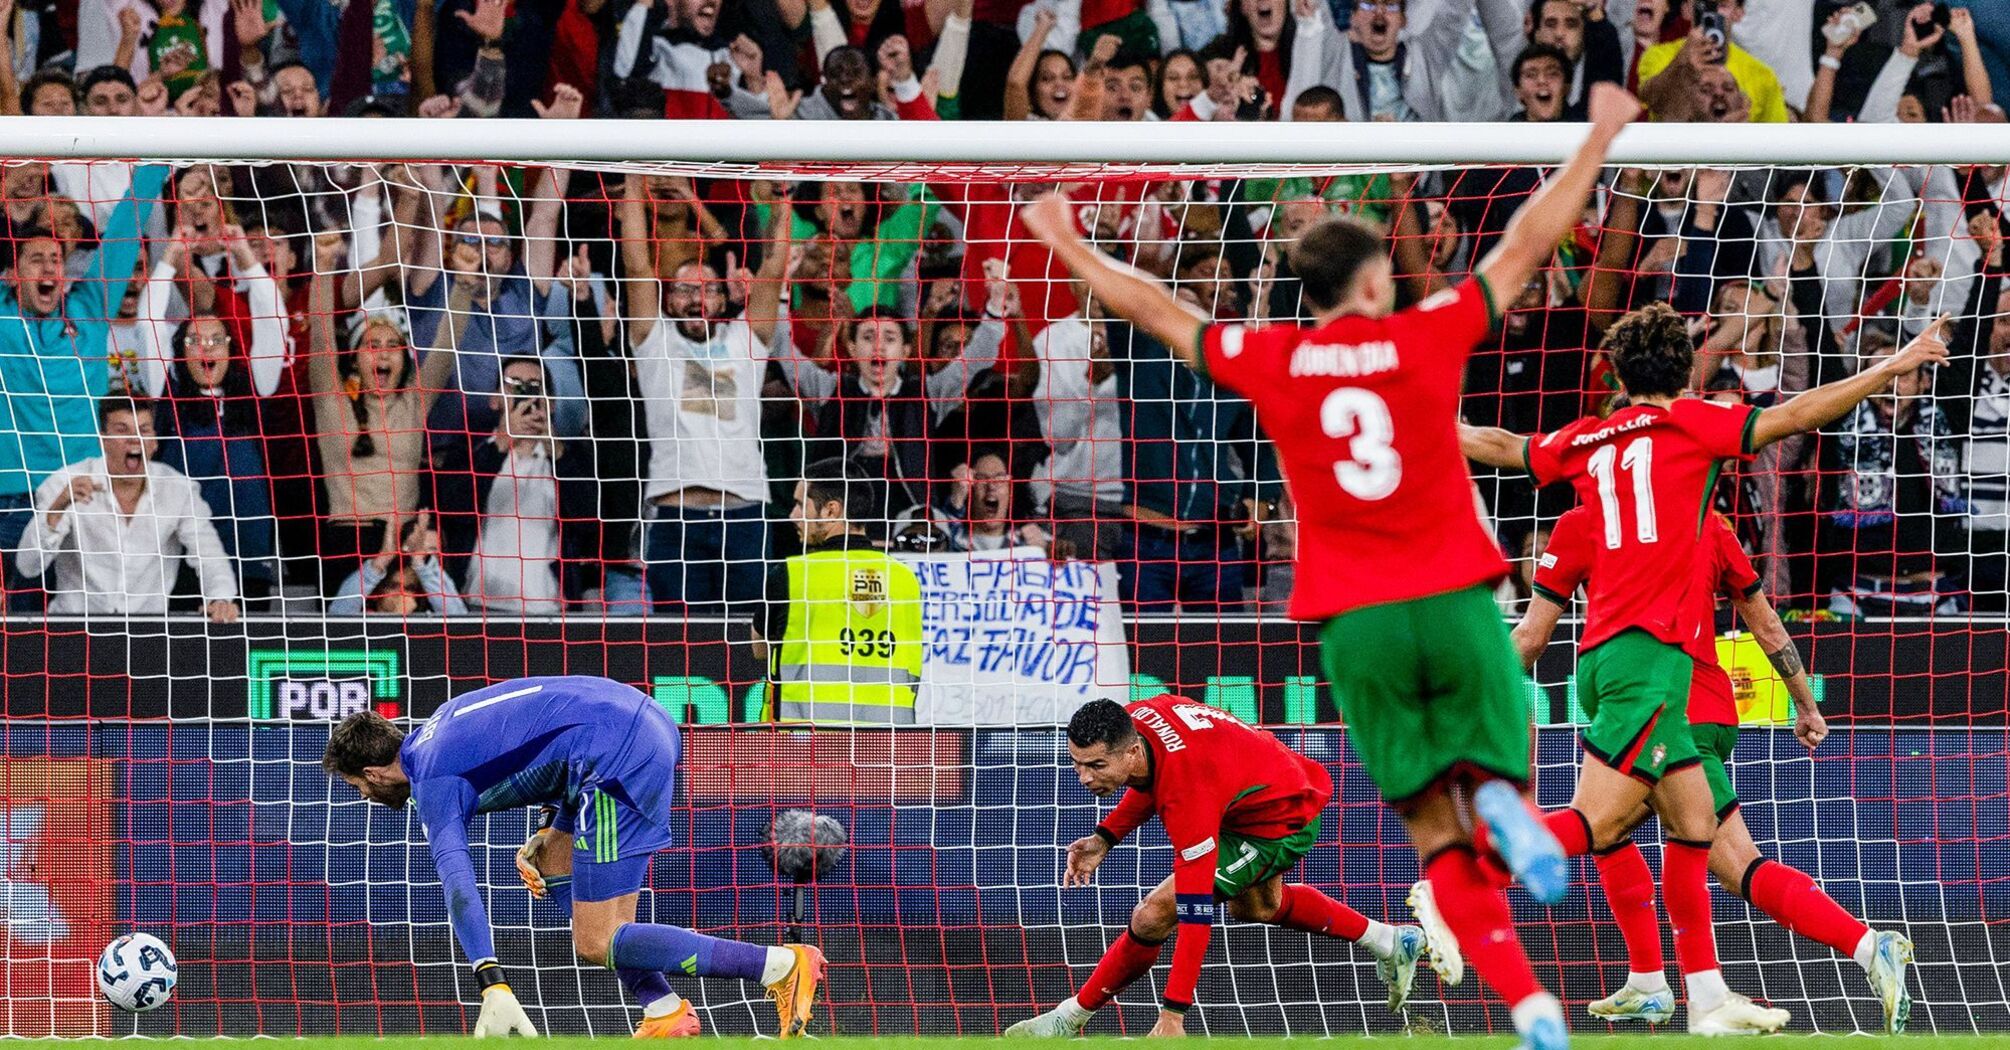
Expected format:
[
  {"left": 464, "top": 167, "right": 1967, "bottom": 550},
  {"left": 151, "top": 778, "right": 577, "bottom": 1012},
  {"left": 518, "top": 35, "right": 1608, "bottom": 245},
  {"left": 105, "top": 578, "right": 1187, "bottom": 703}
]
[{"left": 752, "top": 465, "right": 923, "bottom": 724}]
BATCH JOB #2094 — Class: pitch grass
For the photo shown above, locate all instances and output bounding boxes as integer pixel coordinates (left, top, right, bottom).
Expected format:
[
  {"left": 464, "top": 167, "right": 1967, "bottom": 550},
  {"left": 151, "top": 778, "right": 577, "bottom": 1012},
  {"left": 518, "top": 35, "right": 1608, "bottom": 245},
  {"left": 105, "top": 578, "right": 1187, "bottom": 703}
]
[
  {"left": 12, "top": 1039, "right": 2003, "bottom": 1048},
  {"left": 7, "top": 1029, "right": 2001, "bottom": 1037}
]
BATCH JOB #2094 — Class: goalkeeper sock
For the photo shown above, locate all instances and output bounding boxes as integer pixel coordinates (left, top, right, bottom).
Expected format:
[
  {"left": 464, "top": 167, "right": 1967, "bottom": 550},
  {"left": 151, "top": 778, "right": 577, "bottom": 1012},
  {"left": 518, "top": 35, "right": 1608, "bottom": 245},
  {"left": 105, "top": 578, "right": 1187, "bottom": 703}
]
[
  {"left": 1424, "top": 846, "right": 1543, "bottom": 1008},
  {"left": 1663, "top": 839, "right": 1721, "bottom": 994},
  {"left": 1076, "top": 928, "right": 1164, "bottom": 1011},
  {"left": 1270, "top": 884, "right": 1374, "bottom": 944},
  {"left": 610, "top": 923, "right": 771, "bottom": 981},
  {"left": 1742, "top": 857, "right": 1872, "bottom": 959},
  {"left": 1592, "top": 841, "right": 1664, "bottom": 976},
  {"left": 616, "top": 968, "right": 678, "bottom": 1015},
  {"left": 1544, "top": 809, "right": 1593, "bottom": 857}
]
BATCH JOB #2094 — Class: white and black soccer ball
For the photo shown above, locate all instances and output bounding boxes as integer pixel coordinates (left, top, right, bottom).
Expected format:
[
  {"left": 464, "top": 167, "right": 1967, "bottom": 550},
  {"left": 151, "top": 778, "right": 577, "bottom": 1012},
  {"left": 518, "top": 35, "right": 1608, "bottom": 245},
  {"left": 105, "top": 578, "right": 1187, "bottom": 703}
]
[{"left": 98, "top": 933, "right": 177, "bottom": 1012}]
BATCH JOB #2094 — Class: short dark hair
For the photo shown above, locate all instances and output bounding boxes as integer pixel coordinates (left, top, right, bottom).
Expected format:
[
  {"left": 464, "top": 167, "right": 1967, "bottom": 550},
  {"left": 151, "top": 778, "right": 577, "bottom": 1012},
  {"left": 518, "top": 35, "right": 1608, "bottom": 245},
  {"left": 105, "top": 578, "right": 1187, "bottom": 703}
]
[
  {"left": 1067, "top": 699, "right": 1139, "bottom": 750},
  {"left": 1602, "top": 302, "right": 1694, "bottom": 400},
  {"left": 850, "top": 305, "right": 912, "bottom": 342},
  {"left": 21, "top": 69, "right": 76, "bottom": 112},
  {"left": 801, "top": 457, "right": 872, "bottom": 519},
  {"left": 323, "top": 711, "right": 406, "bottom": 777},
  {"left": 98, "top": 396, "right": 150, "bottom": 430},
  {"left": 1288, "top": 214, "right": 1386, "bottom": 312},
  {"left": 1512, "top": 43, "right": 1572, "bottom": 84},
  {"left": 269, "top": 59, "right": 317, "bottom": 84},
  {"left": 1291, "top": 85, "right": 1344, "bottom": 115},
  {"left": 1106, "top": 51, "right": 1153, "bottom": 78},
  {"left": 1525, "top": 0, "right": 1580, "bottom": 24},
  {"left": 79, "top": 65, "right": 137, "bottom": 97}
]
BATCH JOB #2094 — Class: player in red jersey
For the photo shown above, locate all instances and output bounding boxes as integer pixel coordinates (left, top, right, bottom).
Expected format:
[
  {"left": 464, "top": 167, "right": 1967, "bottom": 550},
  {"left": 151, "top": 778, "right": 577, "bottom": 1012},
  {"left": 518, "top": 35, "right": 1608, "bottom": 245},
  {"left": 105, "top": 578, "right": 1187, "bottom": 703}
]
[
  {"left": 1516, "top": 507, "right": 1915, "bottom": 1033},
  {"left": 1021, "top": 83, "right": 1648, "bottom": 1050},
  {"left": 1007, "top": 696, "right": 1444, "bottom": 1038},
  {"left": 1460, "top": 304, "right": 1950, "bottom": 1034}
]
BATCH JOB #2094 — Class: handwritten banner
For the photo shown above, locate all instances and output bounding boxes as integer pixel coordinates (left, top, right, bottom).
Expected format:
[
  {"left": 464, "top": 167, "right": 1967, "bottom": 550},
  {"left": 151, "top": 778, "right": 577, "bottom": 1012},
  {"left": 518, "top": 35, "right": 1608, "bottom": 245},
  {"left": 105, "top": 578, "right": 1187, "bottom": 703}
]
[{"left": 899, "top": 548, "right": 1129, "bottom": 725}]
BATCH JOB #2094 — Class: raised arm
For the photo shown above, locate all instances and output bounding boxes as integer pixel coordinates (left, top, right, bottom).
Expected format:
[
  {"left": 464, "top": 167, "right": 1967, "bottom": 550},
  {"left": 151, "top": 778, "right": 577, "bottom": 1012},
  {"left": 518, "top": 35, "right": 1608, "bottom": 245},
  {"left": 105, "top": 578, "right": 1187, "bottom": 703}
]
[
  {"left": 524, "top": 89, "right": 583, "bottom": 299},
  {"left": 78, "top": 164, "right": 169, "bottom": 322},
  {"left": 1020, "top": 194, "right": 1210, "bottom": 368},
  {"left": 1474, "top": 84, "right": 1639, "bottom": 304},
  {"left": 1729, "top": 587, "right": 1824, "bottom": 748},
  {"left": 744, "top": 197, "right": 793, "bottom": 346},
  {"left": 1950, "top": 9, "right": 1992, "bottom": 111},
  {"left": 1583, "top": 167, "right": 1648, "bottom": 329},
  {"left": 305, "top": 257, "right": 342, "bottom": 396},
  {"left": 134, "top": 245, "right": 184, "bottom": 399},
  {"left": 1002, "top": 8, "right": 1053, "bottom": 122},
  {"left": 617, "top": 176, "right": 662, "bottom": 343},
  {"left": 1748, "top": 316, "right": 1954, "bottom": 449},
  {"left": 226, "top": 231, "right": 290, "bottom": 397},
  {"left": 1458, "top": 422, "right": 1530, "bottom": 469}
]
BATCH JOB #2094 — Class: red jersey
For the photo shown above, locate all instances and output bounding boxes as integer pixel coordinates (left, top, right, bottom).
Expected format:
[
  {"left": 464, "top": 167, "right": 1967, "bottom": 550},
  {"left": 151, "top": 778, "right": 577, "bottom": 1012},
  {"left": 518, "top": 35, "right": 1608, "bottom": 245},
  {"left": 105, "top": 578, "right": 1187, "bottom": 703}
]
[
  {"left": 1095, "top": 694, "right": 1331, "bottom": 1008},
  {"left": 1525, "top": 398, "right": 1759, "bottom": 653},
  {"left": 1533, "top": 507, "right": 1762, "bottom": 726},
  {"left": 1201, "top": 279, "right": 1509, "bottom": 621}
]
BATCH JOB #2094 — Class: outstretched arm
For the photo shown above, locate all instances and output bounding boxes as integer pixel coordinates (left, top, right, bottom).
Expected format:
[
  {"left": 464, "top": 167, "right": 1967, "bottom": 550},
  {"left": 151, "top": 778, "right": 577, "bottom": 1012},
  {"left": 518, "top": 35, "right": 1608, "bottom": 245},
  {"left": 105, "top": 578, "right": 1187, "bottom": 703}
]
[
  {"left": 1749, "top": 316, "right": 1954, "bottom": 449},
  {"left": 1458, "top": 423, "right": 1529, "bottom": 469},
  {"left": 1474, "top": 84, "right": 1639, "bottom": 303},
  {"left": 745, "top": 197, "right": 794, "bottom": 346},
  {"left": 1020, "top": 194, "right": 1210, "bottom": 368},
  {"left": 1730, "top": 587, "right": 1824, "bottom": 748}
]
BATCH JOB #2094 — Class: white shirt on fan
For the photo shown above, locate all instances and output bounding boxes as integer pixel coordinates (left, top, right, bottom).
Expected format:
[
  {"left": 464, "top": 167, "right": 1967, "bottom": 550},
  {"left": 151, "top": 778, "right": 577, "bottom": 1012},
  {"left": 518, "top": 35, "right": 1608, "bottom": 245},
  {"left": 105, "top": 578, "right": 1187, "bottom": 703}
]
[
  {"left": 632, "top": 316, "right": 770, "bottom": 505},
  {"left": 464, "top": 440, "right": 563, "bottom": 615},
  {"left": 20, "top": 456, "right": 239, "bottom": 615},
  {"left": 1030, "top": 317, "right": 1124, "bottom": 511}
]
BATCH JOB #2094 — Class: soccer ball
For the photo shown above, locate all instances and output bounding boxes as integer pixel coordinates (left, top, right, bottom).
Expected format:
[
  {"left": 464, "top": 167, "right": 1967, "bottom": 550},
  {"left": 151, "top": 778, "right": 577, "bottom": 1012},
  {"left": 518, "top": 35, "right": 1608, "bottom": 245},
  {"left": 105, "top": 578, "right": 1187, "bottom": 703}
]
[{"left": 97, "top": 933, "right": 177, "bottom": 1013}]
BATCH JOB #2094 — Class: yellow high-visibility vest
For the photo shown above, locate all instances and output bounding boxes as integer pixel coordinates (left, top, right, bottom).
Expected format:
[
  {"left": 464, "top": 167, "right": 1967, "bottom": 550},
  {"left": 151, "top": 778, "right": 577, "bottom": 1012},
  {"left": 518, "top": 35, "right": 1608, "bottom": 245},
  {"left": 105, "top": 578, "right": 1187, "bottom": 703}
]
[{"left": 769, "top": 544, "right": 923, "bottom": 725}]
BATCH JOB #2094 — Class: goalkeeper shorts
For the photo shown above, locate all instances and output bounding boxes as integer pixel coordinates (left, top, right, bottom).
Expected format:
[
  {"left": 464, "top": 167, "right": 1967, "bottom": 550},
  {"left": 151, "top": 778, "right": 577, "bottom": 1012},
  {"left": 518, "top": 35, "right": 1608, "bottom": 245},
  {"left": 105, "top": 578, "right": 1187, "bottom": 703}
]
[{"left": 568, "top": 703, "right": 682, "bottom": 900}]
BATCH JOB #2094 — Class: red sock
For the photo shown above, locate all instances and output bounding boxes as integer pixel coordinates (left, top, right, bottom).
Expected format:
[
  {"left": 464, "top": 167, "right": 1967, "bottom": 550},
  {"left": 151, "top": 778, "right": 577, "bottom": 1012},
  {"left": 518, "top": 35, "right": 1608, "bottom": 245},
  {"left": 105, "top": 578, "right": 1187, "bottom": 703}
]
[
  {"left": 1545, "top": 809, "right": 1593, "bottom": 857},
  {"left": 1663, "top": 840, "right": 1719, "bottom": 975},
  {"left": 1592, "top": 842, "right": 1664, "bottom": 973},
  {"left": 1744, "top": 858, "right": 1870, "bottom": 957},
  {"left": 1425, "top": 847, "right": 1543, "bottom": 1007},
  {"left": 1076, "top": 929, "right": 1163, "bottom": 1010},
  {"left": 1271, "top": 884, "right": 1371, "bottom": 941}
]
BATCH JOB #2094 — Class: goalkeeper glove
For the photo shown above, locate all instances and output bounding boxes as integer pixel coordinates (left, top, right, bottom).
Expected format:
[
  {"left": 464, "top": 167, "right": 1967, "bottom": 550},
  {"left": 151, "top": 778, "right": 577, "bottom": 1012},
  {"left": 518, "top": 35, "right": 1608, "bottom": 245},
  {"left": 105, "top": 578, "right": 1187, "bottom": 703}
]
[
  {"left": 515, "top": 829, "right": 553, "bottom": 899},
  {"left": 473, "top": 964, "right": 538, "bottom": 1038}
]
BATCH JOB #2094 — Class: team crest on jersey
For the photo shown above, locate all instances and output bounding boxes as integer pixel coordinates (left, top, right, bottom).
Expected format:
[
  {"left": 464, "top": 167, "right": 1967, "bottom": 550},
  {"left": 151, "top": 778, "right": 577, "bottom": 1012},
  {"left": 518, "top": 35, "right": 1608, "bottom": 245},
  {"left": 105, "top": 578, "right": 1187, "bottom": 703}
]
[
  {"left": 1650, "top": 743, "right": 1667, "bottom": 770},
  {"left": 850, "top": 567, "right": 887, "bottom": 618}
]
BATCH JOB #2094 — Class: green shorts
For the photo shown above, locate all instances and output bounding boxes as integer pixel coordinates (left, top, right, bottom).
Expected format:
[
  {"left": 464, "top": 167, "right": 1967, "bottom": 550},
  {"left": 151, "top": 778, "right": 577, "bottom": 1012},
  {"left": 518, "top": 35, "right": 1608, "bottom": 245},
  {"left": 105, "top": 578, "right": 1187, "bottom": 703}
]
[
  {"left": 1321, "top": 586, "right": 1533, "bottom": 807},
  {"left": 1213, "top": 816, "right": 1320, "bottom": 900},
  {"left": 1578, "top": 630, "right": 1700, "bottom": 785},
  {"left": 1692, "top": 721, "right": 1741, "bottom": 818}
]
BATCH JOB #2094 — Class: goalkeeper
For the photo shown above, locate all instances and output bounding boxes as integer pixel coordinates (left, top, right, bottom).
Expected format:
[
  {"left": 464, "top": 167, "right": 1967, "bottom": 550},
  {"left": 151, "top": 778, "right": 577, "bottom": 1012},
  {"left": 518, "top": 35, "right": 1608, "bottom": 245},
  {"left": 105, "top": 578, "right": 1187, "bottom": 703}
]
[
  {"left": 1009, "top": 696, "right": 1450, "bottom": 1038},
  {"left": 324, "top": 676, "right": 825, "bottom": 1039}
]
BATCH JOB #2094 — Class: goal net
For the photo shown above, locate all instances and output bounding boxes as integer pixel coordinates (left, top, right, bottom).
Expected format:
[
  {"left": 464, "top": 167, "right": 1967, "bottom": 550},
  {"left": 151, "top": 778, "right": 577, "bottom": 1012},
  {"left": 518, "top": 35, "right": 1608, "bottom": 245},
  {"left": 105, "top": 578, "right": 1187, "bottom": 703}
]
[{"left": 0, "top": 123, "right": 2005, "bottom": 1039}]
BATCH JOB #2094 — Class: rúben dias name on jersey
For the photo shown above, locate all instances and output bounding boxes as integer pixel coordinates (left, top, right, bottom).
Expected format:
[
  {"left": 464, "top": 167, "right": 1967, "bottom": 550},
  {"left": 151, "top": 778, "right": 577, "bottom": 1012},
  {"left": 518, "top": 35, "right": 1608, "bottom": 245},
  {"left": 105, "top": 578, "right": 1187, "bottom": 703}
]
[{"left": 1289, "top": 340, "right": 1399, "bottom": 379}]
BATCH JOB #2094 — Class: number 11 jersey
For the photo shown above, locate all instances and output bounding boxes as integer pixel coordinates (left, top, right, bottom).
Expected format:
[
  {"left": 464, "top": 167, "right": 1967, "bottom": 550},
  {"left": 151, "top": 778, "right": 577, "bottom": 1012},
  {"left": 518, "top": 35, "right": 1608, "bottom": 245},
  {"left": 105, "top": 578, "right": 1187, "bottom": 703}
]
[
  {"left": 1525, "top": 398, "right": 1761, "bottom": 653},
  {"left": 1200, "top": 278, "right": 1510, "bottom": 622}
]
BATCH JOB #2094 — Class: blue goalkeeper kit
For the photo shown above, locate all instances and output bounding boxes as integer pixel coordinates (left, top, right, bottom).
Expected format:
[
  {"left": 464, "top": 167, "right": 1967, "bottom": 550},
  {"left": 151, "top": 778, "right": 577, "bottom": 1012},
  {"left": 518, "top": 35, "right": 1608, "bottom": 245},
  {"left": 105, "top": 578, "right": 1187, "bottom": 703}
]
[{"left": 399, "top": 675, "right": 681, "bottom": 965}]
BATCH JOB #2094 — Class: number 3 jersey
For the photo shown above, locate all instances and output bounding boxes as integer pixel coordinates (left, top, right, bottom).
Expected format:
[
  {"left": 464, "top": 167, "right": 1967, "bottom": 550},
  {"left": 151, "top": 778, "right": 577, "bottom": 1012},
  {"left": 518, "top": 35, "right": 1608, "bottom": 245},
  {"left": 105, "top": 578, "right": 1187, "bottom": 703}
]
[
  {"left": 1525, "top": 398, "right": 1760, "bottom": 654},
  {"left": 1199, "top": 278, "right": 1510, "bottom": 622}
]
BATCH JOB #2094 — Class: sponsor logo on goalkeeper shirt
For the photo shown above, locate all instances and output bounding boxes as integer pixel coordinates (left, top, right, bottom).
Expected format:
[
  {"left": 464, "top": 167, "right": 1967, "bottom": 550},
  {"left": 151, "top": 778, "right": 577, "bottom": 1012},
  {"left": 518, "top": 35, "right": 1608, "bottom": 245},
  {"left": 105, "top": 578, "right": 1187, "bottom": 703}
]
[
  {"left": 246, "top": 647, "right": 404, "bottom": 721},
  {"left": 1288, "top": 340, "right": 1398, "bottom": 378}
]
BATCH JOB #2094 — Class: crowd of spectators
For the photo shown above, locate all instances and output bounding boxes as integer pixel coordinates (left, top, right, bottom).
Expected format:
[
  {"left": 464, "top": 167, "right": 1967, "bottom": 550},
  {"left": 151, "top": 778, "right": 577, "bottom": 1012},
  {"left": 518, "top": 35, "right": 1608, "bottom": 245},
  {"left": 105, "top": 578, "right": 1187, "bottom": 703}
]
[{"left": 0, "top": 0, "right": 2005, "bottom": 620}]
